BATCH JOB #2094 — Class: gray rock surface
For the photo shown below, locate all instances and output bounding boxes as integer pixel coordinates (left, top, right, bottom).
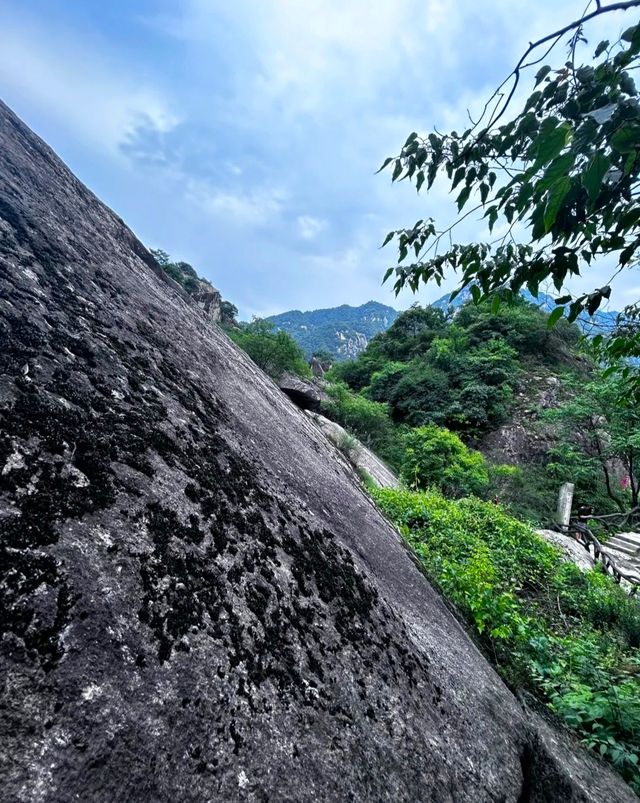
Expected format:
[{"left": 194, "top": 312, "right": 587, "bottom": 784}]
[
  {"left": 0, "top": 99, "right": 637, "bottom": 802},
  {"left": 191, "top": 279, "right": 222, "bottom": 324},
  {"left": 277, "top": 372, "right": 330, "bottom": 410},
  {"left": 536, "top": 529, "right": 596, "bottom": 572},
  {"left": 305, "top": 411, "right": 399, "bottom": 489}
]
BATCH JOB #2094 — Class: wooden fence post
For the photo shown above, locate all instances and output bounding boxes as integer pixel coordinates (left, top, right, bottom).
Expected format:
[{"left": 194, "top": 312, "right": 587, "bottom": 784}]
[{"left": 556, "top": 482, "right": 575, "bottom": 528}]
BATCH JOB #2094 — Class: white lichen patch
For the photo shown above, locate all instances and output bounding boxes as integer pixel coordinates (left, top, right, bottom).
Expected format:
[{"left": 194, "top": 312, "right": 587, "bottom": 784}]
[
  {"left": 82, "top": 683, "right": 103, "bottom": 701},
  {"left": 61, "top": 464, "right": 90, "bottom": 488},
  {"left": 2, "top": 448, "right": 25, "bottom": 475},
  {"left": 238, "top": 770, "right": 249, "bottom": 789}
]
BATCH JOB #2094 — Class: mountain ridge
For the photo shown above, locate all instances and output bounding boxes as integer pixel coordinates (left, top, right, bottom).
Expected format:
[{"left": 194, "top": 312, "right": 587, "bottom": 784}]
[
  {"left": 267, "top": 290, "right": 621, "bottom": 362},
  {"left": 266, "top": 300, "right": 399, "bottom": 360}
]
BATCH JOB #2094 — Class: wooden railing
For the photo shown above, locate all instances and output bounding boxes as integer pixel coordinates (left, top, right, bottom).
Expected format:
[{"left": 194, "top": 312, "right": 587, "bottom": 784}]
[
  {"left": 578, "top": 507, "right": 640, "bottom": 534},
  {"left": 559, "top": 518, "right": 640, "bottom": 594}
]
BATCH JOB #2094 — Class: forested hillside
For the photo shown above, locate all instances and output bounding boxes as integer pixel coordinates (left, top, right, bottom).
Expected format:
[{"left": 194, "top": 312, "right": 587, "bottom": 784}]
[
  {"left": 432, "top": 287, "right": 621, "bottom": 335},
  {"left": 266, "top": 300, "right": 398, "bottom": 359},
  {"left": 326, "top": 297, "right": 639, "bottom": 523}
]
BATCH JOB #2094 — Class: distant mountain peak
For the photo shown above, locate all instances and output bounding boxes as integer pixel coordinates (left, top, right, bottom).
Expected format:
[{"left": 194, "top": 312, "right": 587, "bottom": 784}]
[
  {"left": 431, "top": 288, "right": 620, "bottom": 335},
  {"left": 266, "top": 301, "right": 399, "bottom": 360}
]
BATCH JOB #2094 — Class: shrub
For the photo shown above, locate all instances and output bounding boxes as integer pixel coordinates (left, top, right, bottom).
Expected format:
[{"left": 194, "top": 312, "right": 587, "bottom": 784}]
[
  {"left": 400, "top": 424, "right": 489, "bottom": 498},
  {"left": 323, "top": 383, "right": 404, "bottom": 469},
  {"left": 371, "top": 486, "right": 640, "bottom": 791},
  {"left": 335, "top": 431, "right": 360, "bottom": 460},
  {"left": 228, "top": 319, "right": 310, "bottom": 380}
]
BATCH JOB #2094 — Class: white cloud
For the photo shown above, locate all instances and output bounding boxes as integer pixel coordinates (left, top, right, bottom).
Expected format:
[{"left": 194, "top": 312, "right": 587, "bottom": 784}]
[
  {"left": 186, "top": 180, "right": 288, "bottom": 226},
  {"left": 7, "top": 0, "right": 639, "bottom": 317},
  {"left": 0, "top": 11, "right": 180, "bottom": 158},
  {"left": 297, "top": 215, "right": 328, "bottom": 240}
]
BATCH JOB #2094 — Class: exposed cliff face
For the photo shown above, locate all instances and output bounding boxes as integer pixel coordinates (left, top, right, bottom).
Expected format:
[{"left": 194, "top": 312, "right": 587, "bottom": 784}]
[
  {"left": 0, "top": 100, "right": 636, "bottom": 802},
  {"left": 478, "top": 372, "right": 568, "bottom": 466},
  {"left": 190, "top": 279, "right": 222, "bottom": 324}
]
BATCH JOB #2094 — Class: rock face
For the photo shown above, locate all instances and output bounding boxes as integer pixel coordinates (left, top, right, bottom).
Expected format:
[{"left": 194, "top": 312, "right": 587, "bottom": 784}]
[
  {"left": 305, "top": 411, "right": 399, "bottom": 489},
  {"left": 0, "top": 100, "right": 636, "bottom": 802},
  {"left": 478, "top": 373, "right": 569, "bottom": 467},
  {"left": 190, "top": 279, "right": 222, "bottom": 324},
  {"left": 277, "top": 372, "right": 330, "bottom": 411}
]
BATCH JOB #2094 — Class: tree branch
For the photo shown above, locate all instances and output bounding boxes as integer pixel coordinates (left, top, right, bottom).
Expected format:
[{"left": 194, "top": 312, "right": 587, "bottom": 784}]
[{"left": 478, "top": 0, "right": 640, "bottom": 134}]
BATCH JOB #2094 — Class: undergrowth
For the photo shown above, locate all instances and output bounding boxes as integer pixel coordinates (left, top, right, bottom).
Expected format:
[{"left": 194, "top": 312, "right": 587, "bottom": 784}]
[{"left": 371, "top": 487, "right": 640, "bottom": 791}]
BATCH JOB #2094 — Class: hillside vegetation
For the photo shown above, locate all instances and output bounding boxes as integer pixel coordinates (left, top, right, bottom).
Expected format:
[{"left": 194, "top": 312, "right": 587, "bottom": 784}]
[
  {"left": 372, "top": 486, "right": 640, "bottom": 792},
  {"left": 325, "top": 297, "right": 638, "bottom": 522},
  {"left": 266, "top": 300, "right": 398, "bottom": 360}
]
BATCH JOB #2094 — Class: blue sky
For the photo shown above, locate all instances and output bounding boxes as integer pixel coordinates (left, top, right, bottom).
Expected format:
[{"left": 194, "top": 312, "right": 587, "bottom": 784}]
[{"left": 1, "top": 1, "right": 638, "bottom": 318}]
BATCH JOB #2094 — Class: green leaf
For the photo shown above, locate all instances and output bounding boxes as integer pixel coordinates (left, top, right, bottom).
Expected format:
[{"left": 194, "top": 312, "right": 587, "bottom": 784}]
[
  {"left": 382, "top": 267, "right": 394, "bottom": 283},
  {"left": 416, "top": 171, "right": 425, "bottom": 192},
  {"left": 392, "top": 160, "right": 403, "bottom": 181},
  {"left": 611, "top": 124, "right": 640, "bottom": 154},
  {"left": 485, "top": 206, "right": 499, "bottom": 232},
  {"left": 381, "top": 231, "right": 394, "bottom": 247},
  {"left": 470, "top": 285, "right": 481, "bottom": 304},
  {"left": 582, "top": 153, "right": 610, "bottom": 203},
  {"left": 594, "top": 40, "right": 609, "bottom": 58},
  {"left": 543, "top": 177, "right": 571, "bottom": 233},
  {"left": 530, "top": 121, "right": 570, "bottom": 165},
  {"left": 456, "top": 185, "right": 471, "bottom": 212},
  {"left": 534, "top": 65, "right": 552, "bottom": 85},
  {"left": 404, "top": 132, "right": 418, "bottom": 147},
  {"left": 542, "top": 153, "right": 575, "bottom": 185},
  {"left": 491, "top": 295, "right": 501, "bottom": 314},
  {"left": 624, "top": 151, "right": 636, "bottom": 176},
  {"left": 547, "top": 307, "right": 564, "bottom": 328},
  {"left": 452, "top": 166, "right": 466, "bottom": 189},
  {"left": 375, "top": 157, "right": 393, "bottom": 174},
  {"left": 622, "top": 25, "right": 639, "bottom": 43}
]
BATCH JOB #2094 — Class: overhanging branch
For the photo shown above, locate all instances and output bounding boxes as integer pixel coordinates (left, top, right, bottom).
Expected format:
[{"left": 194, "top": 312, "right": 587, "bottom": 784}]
[{"left": 478, "top": 0, "right": 640, "bottom": 134}]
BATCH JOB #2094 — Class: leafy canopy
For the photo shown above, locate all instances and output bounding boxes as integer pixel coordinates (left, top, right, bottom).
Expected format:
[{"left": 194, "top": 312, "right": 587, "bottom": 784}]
[
  {"left": 401, "top": 424, "right": 490, "bottom": 497},
  {"left": 380, "top": 7, "right": 640, "bottom": 367},
  {"left": 228, "top": 319, "right": 310, "bottom": 380}
]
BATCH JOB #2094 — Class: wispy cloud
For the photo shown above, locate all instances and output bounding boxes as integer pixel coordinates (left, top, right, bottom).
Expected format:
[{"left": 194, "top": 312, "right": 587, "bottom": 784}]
[
  {"left": 297, "top": 215, "right": 328, "bottom": 240},
  {"left": 0, "top": 10, "right": 180, "bottom": 158},
  {"left": 186, "top": 180, "right": 288, "bottom": 226},
  {"left": 3, "top": 0, "right": 638, "bottom": 316}
]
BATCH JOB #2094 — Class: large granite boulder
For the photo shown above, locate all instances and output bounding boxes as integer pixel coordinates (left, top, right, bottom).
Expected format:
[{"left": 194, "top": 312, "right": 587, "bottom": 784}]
[
  {"left": 0, "top": 100, "right": 636, "bottom": 802},
  {"left": 536, "top": 529, "right": 596, "bottom": 572},
  {"left": 277, "top": 372, "right": 330, "bottom": 411}
]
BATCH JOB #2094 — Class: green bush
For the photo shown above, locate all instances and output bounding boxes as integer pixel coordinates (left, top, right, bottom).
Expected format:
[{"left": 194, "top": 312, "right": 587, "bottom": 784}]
[
  {"left": 401, "top": 424, "right": 490, "bottom": 498},
  {"left": 228, "top": 319, "right": 310, "bottom": 380},
  {"left": 371, "top": 486, "right": 640, "bottom": 791}
]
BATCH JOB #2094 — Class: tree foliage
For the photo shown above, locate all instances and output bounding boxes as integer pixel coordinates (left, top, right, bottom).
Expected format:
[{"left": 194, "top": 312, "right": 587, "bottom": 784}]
[
  {"left": 380, "top": 6, "right": 640, "bottom": 381},
  {"left": 228, "top": 319, "right": 311, "bottom": 380},
  {"left": 150, "top": 248, "right": 201, "bottom": 294},
  {"left": 401, "top": 424, "right": 490, "bottom": 497},
  {"left": 323, "top": 382, "right": 405, "bottom": 469},
  {"left": 331, "top": 297, "right": 580, "bottom": 436},
  {"left": 547, "top": 373, "right": 640, "bottom": 508}
]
